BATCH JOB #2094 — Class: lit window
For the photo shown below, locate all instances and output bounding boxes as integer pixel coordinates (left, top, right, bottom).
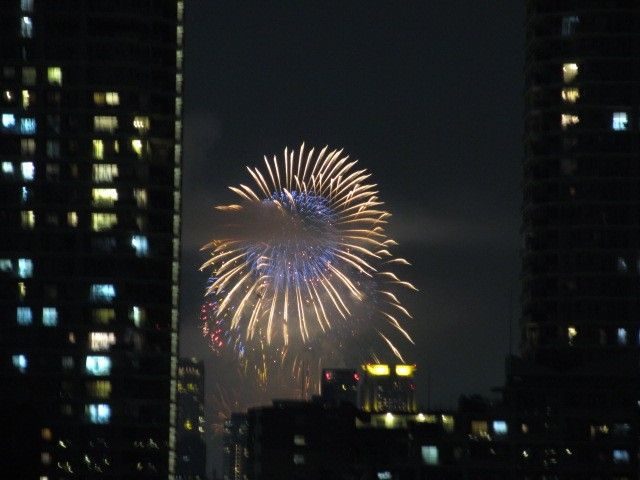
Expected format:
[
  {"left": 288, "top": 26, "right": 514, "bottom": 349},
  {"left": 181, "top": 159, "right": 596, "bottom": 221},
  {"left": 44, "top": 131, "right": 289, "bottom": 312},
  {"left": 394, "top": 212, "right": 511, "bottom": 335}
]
[
  {"left": 18, "top": 282, "right": 26, "bottom": 300},
  {"left": 67, "top": 211, "right": 78, "bottom": 227},
  {"left": 20, "top": 186, "right": 29, "bottom": 203},
  {"left": 561, "top": 87, "right": 580, "bottom": 102},
  {"left": 613, "top": 449, "right": 630, "bottom": 464},
  {"left": 22, "top": 67, "right": 36, "bottom": 85},
  {"left": 21, "top": 138, "right": 35, "bottom": 154},
  {"left": 133, "top": 188, "right": 147, "bottom": 208},
  {"left": 92, "top": 188, "right": 118, "bottom": 207},
  {"left": 86, "top": 404, "right": 111, "bottom": 424},
  {"left": 16, "top": 258, "right": 33, "bottom": 279},
  {"left": 421, "top": 445, "right": 439, "bottom": 466},
  {"left": 2, "top": 162, "right": 14, "bottom": 175},
  {"left": 85, "top": 356, "right": 111, "bottom": 376},
  {"left": 89, "top": 332, "right": 116, "bottom": 351},
  {"left": 617, "top": 257, "right": 628, "bottom": 272},
  {"left": 91, "top": 213, "right": 117, "bottom": 232},
  {"left": 12, "top": 354, "right": 27, "bottom": 373},
  {"left": 131, "top": 139, "right": 143, "bottom": 156},
  {"left": 21, "top": 161, "right": 34, "bottom": 180},
  {"left": 92, "top": 163, "right": 118, "bottom": 183},
  {"left": 86, "top": 380, "right": 111, "bottom": 399},
  {"left": 133, "top": 116, "right": 150, "bottom": 132},
  {"left": 568, "top": 326, "right": 577, "bottom": 345},
  {"left": 561, "top": 15, "right": 579, "bottom": 36},
  {"left": 93, "top": 308, "right": 115, "bottom": 325},
  {"left": 292, "top": 454, "right": 305, "bottom": 465},
  {"left": 94, "top": 116, "right": 118, "bottom": 133},
  {"left": 562, "top": 63, "right": 578, "bottom": 83},
  {"left": 493, "top": 420, "right": 508, "bottom": 435},
  {"left": 2, "top": 113, "right": 16, "bottom": 129},
  {"left": 41, "top": 428, "right": 52, "bottom": 441},
  {"left": 46, "top": 140, "right": 60, "bottom": 158},
  {"left": 20, "top": 117, "right": 36, "bottom": 134},
  {"left": 612, "top": 112, "right": 628, "bottom": 131},
  {"left": 377, "top": 472, "right": 392, "bottom": 480},
  {"left": 42, "top": 307, "right": 58, "bottom": 327},
  {"left": 90, "top": 284, "right": 116, "bottom": 303},
  {"left": 17, "top": 307, "right": 33, "bottom": 326},
  {"left": 131, "top": 235, "right": 149, "bottom": 257},
  {"left": 47, "top": 67, "right": 62, "bottom": 86},
  {"left": 441, "top": 415, "right": 454, "bottom": 432},
  {"left": 21, "top": 210, "right": 35, "bottom": 229},
  {"left": 0, "top": 259, "right": 11, "bottom": 271},
  {"left": 20, "top": 0, "right": 34, "bottom": 12},
  {"left": 92, "top": 139, "right": 104, "bottom": 159},
  {"left": 561, "top": 114, "right": 580, "bottom": 129},
  {"left": 471, "top": 420, "right": 490, "bottom": 439},
  {"left": 293, "top": 435, "right": 305, "bottom": 446},
  {"left": 20, "top": 16, "right": 33, "bottom": 38},
  {"left": 103, "top": 92, "right": 118, "bottom": 105},
  {"left": 130, "top": 306, "right": 146, "bottom": 327},
  {"left": 617, "top": 328, "right": 627, "bottom": 345},
  {"left": 21, "top": 90, "right": 31, "bottom": 108}
]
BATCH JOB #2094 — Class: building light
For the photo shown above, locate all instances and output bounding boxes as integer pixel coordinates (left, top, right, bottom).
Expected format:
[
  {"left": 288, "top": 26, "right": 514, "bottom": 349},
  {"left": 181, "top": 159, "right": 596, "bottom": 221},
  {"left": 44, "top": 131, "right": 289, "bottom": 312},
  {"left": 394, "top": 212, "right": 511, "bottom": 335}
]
[
  {"left": 617, "top": 328, "right": 627, "bottom": 345},
  {"left": 106, "top": 91, "right": 119, "bottom": 105},
  {"left": 93, "top": 308, "right": 115, "bottom": 325},
  {"left": 471, "top": 420, "right": 490, "bottom": 439},
  {"left": 85, "top": 356, "right": 111, "bottom": 376},
  {"left": 567, "top": 326, "right": 577, "bottom": 345},
  {"left": 92, "top": 188, "right": 118, "bottom": 207},
  {"left": 90, "top": 284, "right": 116, "bottom": 303},
  {"left": 21, "top": 161, "right": 34, "bottom": 180},
  {"left": 67, "top": 211, "right": 78, "bottom": 227},
  {"left": 89, "top": 332, "right": 116, "bottom": 351},
  {"left": 421, "top": 445, "right": 439, "bottom": 466},
  {"left": 493, "top": 420, "right": 508, "bottom": 435},
  {"left": 47, "top": 67, "right": 62, "bottom": 86},
  {"left": 562, "top": 63, "right": 578, "bottom": 83},
  {"left": 561, "top": 87, "right": 580, "bottom": 103},
  {"left": 2, "top": 113, "right": 16, "bottom": 129},
  {"left": 131, "top": 139, "right": 143, "bottom": 156},
  {"left": 561, "top": 114, "right": 580, "bottom": 129},
  {"left": 293, "top": 434, "right": 306, "bottom": 446},
  {"left": 612, "top": 112, "right": 628, "bottom": 131},
  {"left": 94, "top": 115, "right": 118, "bottom": 133},
  {"left": 21, "top": 210, "right": 35, "bottom": 229},
  {"left": 20, "top": 16, "right": 33, "bottom": 38},
  {"left": 133, "top": 116, "right": 150, "bottom": 132},
  {"left": 613, "top": 449, "right": 630, "bottom": 464},
  {"left": 17, "top": 307, "right": 33, "bottom": 326},
  {"left": 42, "top": 307, "right": 58, "bottom": 327},
  {"left": 18, "top": 281, "right": 26, "bottom": 300},
  {"left": 441, "top": 415, "right": 455, "bottom": 432},
  {"left": 92, "top": 139, "right": 104, "bottom": 159},
  {"left": 20, "top": 0, "right": 34, "bottom": 12},
  {"left": 86, "top": 380, "right": 111, "bottom": 399},
  {"left": 21, "top": 89, "right": 30, "bottom": 108},
  {"left": 292, "top": 454, "right": 305, "bottom": 466},
  {"left": 561, "top": 15, "right": 579, "bottom": 36},
  {"left": 17, "top": 258, "right": 33, "bottom": 278},
  {"left": 0, "top": 259, "right": 11, "bottom": 272},
  {"left": 130, "top": 306, "right": 146, "bottom": 327},
  {"left": 131, "top": 235, "right": 149, "bottom": 257},
  {"left": 91, "top": 213, "right": 117, "bottom": 232},
  {"left": 61, "top": 356, "right": 74, "bottom": 370},
  {"left": 12, "top": 354, "right": 27, "bottom": 373},
  {"left": 86, "top": 404, "right": 111, "bottom": 424},
  {"left": 133, "top": 188, "right": 148, "bottom": 208},
  {"left": 2, "top": 161, "right": 14, "bottom": 175},
  {"left": 92, "top": 163, "right": 118, "bottom": 183},
  {"left": 377, "top": 472, "right": 392, "bottom": 480},
  {"left": 22, "top": 67, "right": 36, "bottom": 86},
  {"left": 21, "top": 186, "right": 29, "bottom": 203},
  {"left": 365, "top": 364, "right": 390, "bottom": 376},
  {"left": 20, "top": 117, "right": 36, "bottom": 134},
  {"left": 395, "top": 364, "right": 416, "bottom": 376}
]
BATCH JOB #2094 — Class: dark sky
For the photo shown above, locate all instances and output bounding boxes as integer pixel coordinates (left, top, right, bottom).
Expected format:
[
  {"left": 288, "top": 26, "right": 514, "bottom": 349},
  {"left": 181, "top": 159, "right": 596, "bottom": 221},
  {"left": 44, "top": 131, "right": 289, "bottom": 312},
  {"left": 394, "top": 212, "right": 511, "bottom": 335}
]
[{"left": 179, "top": 1, "right": 524, "bottom": 417}]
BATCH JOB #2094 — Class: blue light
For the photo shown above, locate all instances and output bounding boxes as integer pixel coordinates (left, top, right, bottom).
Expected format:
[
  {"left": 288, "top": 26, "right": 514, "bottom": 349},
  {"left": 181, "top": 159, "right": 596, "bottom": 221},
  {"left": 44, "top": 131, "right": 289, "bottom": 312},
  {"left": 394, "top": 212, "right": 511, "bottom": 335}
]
[
  {"left": 12, "top": 354, "right": 27, "bottom": 372},
  {"left": 86, "top": 403, "right": 111, "bottom": 424},
  {"left": 20, "top": 117, "right": 36, "bottom": 134},
  {"left": 90, "top": 284, "right": 116, "bottom": 303},
  {"left": 17, "top": 258, "right": 33, "bottom": 278},
  {"left": 2, "top": 113, "right": 16, "bottom": 129},
  {"left": 131, "top": 235, "right": 149, "bottom": 257},
  {"left": 16, "top": 307, "right": 32, "bottom": 326},
  {"left": 493, "top": 420, "right": 508, "bottom": 435},
  {"left": 85, "top": 356, "right": 111, "bottom": 376},
  {"left": 42, "top": 307, "right": 58, "bottom": 327}
]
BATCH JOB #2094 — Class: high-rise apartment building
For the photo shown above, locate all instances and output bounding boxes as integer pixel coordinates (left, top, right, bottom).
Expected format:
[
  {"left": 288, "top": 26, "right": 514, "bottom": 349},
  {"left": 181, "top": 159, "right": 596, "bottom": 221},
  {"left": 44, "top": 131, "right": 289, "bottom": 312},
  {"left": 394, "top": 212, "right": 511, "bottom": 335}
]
[
  {"left": 0, "top": 1, "right": 184, "bottom": 478},
  {"left": 223, "top": 413, "right": 248, "bottom": 480},
  {"left": 509, "top": 1, "right": 639, "bottom": 476},
  {"left": 177, "top": 358, "right": 206, "bottom": 480}
]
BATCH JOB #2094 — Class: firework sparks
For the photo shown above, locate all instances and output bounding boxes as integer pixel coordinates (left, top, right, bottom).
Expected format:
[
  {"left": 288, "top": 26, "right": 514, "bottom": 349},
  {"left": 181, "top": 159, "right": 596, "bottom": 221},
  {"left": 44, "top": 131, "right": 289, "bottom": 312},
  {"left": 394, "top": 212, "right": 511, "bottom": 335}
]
[{"left": 201, "top": 144, "right": 416, "bottom": 368}]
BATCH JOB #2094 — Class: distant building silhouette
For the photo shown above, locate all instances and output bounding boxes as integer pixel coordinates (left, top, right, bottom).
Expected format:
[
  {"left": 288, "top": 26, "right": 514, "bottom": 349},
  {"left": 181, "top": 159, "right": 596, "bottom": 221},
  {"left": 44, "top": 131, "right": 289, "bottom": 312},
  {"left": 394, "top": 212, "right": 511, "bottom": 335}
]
[
  {"left": 320, "top": 367, "right": 359, "bottom": 406},
  {"left": 177, "top": 358, "right": 207, "bottom": 480},
  {"left": 359, "top": 363, "right": 417, "bottom": 413}
]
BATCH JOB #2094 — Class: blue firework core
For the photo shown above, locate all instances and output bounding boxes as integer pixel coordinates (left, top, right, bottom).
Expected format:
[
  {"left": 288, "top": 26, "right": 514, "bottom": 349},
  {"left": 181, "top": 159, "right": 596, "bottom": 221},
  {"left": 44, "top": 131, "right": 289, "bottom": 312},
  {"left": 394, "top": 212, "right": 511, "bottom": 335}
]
[{"left": 247, "top": 190, "right": 338, "bottom": 281}]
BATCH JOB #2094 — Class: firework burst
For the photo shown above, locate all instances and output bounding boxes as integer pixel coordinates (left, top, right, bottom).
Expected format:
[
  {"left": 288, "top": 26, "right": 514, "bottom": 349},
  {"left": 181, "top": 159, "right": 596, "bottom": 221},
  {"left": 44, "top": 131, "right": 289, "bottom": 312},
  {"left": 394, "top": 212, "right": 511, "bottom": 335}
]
[{"left": 201, "top": 144, "right": 416, "bottom": 367}]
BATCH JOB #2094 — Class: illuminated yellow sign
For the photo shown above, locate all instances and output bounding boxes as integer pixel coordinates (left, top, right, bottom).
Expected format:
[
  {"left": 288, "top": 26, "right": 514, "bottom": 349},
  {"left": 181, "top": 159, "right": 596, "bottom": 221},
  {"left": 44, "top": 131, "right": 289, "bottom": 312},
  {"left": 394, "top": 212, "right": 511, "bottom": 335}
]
[
  {"left": 364, "top": 364, "right": 390, "bottom": 376},
  {"left": 395, "top": 364, "right": 416, "bottom": 377}
]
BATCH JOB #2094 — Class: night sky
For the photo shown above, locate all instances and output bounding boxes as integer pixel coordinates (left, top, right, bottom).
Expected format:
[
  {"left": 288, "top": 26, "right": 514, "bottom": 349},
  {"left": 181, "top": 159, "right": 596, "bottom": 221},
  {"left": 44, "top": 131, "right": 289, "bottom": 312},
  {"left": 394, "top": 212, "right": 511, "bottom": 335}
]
[{"left": 179, "top": 0, "right": 524, "bottom": 424}]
